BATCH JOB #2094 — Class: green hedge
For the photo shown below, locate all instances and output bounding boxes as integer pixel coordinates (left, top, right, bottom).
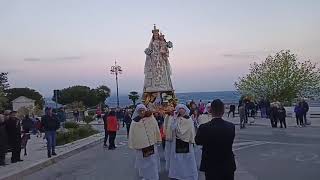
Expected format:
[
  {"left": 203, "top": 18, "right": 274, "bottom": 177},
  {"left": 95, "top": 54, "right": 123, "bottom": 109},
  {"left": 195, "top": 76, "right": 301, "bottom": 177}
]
[
  {"left": 56, "top": 125, "right": 98, "bottom": 146},
  {"left": 88, "top": 111, "right": 95, "bottom": 117},
  {"left": 64, "top": 121, "right": 80, "bottom": 129},
  {"left": 84, "top": 116, "right": 94, "bottom": 124}
]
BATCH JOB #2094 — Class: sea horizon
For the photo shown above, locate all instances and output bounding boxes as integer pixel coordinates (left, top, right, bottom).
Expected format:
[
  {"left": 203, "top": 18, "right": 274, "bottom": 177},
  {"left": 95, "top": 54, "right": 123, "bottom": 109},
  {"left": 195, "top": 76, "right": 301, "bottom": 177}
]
[{"left": 106, "top": 91, "right": 241, "bottom": 107}]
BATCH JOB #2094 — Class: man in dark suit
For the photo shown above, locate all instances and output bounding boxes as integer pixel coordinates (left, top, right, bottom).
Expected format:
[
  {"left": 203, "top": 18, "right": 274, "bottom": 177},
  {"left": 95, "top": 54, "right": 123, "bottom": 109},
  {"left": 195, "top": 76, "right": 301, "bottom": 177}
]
[{"left": 195, "top": 99, "right": 236, "bottom": 180}]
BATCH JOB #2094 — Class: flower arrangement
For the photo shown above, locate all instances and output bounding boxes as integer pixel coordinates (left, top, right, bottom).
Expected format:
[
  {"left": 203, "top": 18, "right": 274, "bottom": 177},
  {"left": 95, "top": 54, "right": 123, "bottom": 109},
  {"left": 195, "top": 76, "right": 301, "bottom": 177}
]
[
  {"left": 144, "top": 48, "right": 153, "bottom": 55},
  {"left": 166, "top": 41, "right": 173, "bottom": 48}
]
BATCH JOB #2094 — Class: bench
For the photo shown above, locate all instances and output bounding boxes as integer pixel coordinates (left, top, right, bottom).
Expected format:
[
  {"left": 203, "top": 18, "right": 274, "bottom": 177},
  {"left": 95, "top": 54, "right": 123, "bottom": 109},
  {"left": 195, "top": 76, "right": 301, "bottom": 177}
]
[
  {"left": 308, "top": 107, "right": 320, "bottom": 119},
  {"left": 310, "top": 113, "right": 320, "bottom": 119},
  {"left": 7, "top": 133, "right": 31, "bottom": 156}
]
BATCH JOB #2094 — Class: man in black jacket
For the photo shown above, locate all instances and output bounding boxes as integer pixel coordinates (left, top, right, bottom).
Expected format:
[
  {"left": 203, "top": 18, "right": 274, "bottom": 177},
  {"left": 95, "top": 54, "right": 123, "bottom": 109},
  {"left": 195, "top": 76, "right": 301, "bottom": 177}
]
[
  {"left": 123, "top": 111, "right": 132, "bottom": 138},
  {"left": 278, "top": 105, "right": 287, "bottom": 128},
  {"left": 103, "top": 110, "right": 109, "bottom": 147},
  {"left": 5, "top": 111, "right": 23, "bottom": 163},
  {"left": 302, "top": 100, "right": 309, "bottom": 125},
  {"left": 195, "top": 99, "right": 236, "bottom": 180},
  {"left": 269, "top": 104, "right": 278, "bottom": 128},
  {"left": 41, "top": 108, "right": 60, "bottom": 158}
]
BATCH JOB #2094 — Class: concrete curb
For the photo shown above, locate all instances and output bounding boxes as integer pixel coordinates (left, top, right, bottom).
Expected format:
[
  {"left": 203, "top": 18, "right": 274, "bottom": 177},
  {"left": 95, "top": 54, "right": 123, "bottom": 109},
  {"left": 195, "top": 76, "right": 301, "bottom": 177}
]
[
  {"left": 0, "top": 134, "right": 104, "bottom": 180},
  {"left": 233, "top": 122, "right": 320, "bottom": 128}
]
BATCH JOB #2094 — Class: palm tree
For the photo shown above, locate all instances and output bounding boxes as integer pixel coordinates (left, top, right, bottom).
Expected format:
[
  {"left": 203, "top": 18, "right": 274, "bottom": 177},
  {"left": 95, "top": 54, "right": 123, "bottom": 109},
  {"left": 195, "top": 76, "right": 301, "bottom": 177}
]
[{"left": 128, "top": 91, "right": 140, "bottom": 106}]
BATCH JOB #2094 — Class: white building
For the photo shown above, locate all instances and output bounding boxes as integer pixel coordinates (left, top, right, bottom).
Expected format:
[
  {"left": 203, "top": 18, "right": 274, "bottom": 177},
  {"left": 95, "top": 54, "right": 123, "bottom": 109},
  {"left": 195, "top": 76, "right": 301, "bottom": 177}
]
[{"left": 12, "top": 96, "right": 35, "bottom": 111}]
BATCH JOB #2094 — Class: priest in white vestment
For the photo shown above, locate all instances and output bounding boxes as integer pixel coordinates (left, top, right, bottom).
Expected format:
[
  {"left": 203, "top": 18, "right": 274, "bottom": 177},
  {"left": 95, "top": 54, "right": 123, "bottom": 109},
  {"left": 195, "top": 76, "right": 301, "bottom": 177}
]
[
  {"left": 129, "top": 104, "right": 162, "bottom": 180},
  {"left": 168, "top": 104, "right": 198, "bottom": 180}
]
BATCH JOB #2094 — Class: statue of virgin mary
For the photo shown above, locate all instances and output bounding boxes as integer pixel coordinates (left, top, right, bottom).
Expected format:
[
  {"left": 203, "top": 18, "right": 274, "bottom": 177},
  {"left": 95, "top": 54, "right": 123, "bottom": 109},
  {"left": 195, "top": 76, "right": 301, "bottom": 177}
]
[{"left": 144, "top": 25, "right": 174, "bottom": 93}]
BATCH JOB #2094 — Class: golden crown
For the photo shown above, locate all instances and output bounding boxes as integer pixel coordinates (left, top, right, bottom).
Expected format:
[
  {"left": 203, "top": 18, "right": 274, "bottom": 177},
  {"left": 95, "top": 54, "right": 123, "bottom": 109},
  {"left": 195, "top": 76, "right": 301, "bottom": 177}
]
[{"left": 152, "top": 24, "right": 159, "bottom": 34}]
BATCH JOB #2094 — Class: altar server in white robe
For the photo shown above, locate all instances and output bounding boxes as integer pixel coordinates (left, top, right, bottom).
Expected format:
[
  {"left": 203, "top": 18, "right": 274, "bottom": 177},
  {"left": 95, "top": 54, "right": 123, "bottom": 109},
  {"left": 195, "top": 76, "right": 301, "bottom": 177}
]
[
  {"left": 168, "top": 104, "right": 198, "bottom": 180},
  {"left": 129, "top": 104, "right": 162, "bottom": 180},
  {"left": 195, "top": 103, "right": 212, "bottom": 168}
]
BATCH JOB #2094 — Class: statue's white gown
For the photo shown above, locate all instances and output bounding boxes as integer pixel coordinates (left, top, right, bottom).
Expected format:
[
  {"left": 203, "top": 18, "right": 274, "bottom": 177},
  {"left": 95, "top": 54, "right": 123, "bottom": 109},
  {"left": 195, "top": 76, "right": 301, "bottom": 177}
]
[{"left": 144, "top": 38, "right": 173, "bottom": 93}]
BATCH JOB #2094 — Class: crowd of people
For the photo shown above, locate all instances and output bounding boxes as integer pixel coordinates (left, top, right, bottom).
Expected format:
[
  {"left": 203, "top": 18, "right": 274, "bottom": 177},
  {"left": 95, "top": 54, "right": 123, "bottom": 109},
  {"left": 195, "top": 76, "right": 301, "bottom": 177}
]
[
  {"left": 0, "top": 107, "right": 65, "bottom": 166},
  {"left": 126, "top": 99, "right": 236, "bottom": 180},
  {"left": 0, "top": 96, "right": 311, "bottom": 178},
  {"left": 98, "top": 98, "right": 311, "bottom": 180},
  {"left": 101, "top": 97, "right": 312, "bottom": 150},
  {"left": 294, "top": 100, "right": 310, "bottom": 127},
  {"left": 0, "top": 110, "right": 23, "bottom": 166},
  {"left": 238, "top": 98, "right": 310, "bottom": 129},
  {"left": 98, "top": 99, "right": 236, "bottom": 180}
]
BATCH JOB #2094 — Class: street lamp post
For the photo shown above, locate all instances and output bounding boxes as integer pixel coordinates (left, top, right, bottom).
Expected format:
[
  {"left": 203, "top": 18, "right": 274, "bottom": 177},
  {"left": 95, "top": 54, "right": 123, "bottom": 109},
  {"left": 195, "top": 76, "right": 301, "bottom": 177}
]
[
  {"left": 110, "top": 60, "right": 122, "bottom": 108},
  {"left": 53, "top": 89, "right": 59, "bottom": 109}
]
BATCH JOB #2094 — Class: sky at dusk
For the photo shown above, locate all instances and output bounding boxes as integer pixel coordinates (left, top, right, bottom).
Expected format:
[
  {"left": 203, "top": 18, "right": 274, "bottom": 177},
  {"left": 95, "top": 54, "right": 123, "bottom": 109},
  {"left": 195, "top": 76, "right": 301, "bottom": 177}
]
[{"left": 1, "top": 0, "right": 319, "bottom": 97}]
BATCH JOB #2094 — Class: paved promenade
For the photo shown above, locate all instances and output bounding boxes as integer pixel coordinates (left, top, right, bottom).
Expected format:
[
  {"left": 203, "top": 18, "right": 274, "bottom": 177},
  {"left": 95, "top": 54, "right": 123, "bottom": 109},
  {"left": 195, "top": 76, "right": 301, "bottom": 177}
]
[
  {"left": 23, "top": 125, "right": 320, "bottom": 180},
  {"left": 225, "top": 116, "right": 320, "bottom": 127},
  {"left": 0, "top": 122, "right": 129, "bottom": 180},
  {"left": 0, "top": 131, "right": 105, "bottom": 180}
]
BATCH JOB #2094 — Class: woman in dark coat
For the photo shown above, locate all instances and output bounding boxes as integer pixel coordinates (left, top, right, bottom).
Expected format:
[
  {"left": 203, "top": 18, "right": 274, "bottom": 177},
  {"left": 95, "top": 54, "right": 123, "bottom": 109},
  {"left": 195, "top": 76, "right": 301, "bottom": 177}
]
[
  {"left": 294, "top": 103, "right": 304, "bottom": 127},
  {"left": 269, "top": 104, "right": 278, "bottom": 128},
  {"left": 22, "top": 114, "right": 33, "bottom": 133},
  {"left": 123, "top": 111, "right": 132, "bottom": 138},
  {"left": 0, "top": 114, "right": 8, "bottom": 166},
  {"left": 278, "top": 105, "right": 287, "bottom": 128},
  {"left": 5, "top": 111, "right": 23, "bottom": 163}
]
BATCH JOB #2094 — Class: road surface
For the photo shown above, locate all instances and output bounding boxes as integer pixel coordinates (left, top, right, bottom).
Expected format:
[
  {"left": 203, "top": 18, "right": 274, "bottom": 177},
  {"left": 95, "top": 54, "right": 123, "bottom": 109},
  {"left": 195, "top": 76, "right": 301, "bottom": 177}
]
[{"left": 25, "top": 125, "right": 320, "bottom": 180}]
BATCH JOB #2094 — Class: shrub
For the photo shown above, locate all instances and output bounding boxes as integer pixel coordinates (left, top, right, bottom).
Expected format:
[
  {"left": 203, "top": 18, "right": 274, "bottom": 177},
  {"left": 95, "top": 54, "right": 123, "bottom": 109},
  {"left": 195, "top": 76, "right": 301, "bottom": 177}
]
[
  {"left": 84, "top": 116, "right": 94, "bottom": 124},
  {"left": 64, "top": 121, "right": 79, "bottom": 129},
  {"left": 56, "top": 125, "right": 98, "bottom": 146},
  {"left": 88, "top": 111, "right": 95, "bottom": 117},
  {"left": 78, "top": 125, "right": 96, "bottom": 138}
]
